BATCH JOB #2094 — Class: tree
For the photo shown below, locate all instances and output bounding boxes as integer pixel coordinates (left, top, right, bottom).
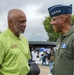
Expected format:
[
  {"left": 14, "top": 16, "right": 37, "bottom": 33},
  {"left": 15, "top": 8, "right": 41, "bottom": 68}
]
[
  {"left": 43, "top": 16, "right": 60, "bottom": 42},
  {"left": 71, "top": 15, "right": 74, "bottom": 25},
  {"left": 43, "top": 15, "right": 74, "bottom": 42}
]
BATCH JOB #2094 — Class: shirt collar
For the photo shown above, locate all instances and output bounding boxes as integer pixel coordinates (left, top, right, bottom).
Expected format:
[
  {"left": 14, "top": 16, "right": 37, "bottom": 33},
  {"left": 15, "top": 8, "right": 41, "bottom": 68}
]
[
  {"left": 62, "top": 25, "right": 74, "bottom": 37},
  {"left": 7, "top": 28, "right": 21, "bottom": 40}
]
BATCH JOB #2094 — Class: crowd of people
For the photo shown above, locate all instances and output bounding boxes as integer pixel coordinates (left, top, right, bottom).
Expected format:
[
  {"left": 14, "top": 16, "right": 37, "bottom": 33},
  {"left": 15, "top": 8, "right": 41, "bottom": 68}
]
[
  {"left": 30, "top": 47, "right": 55, "bottom": 75},
  {"left": 39, "top": 47, "right": 55, "bottom": 74}
]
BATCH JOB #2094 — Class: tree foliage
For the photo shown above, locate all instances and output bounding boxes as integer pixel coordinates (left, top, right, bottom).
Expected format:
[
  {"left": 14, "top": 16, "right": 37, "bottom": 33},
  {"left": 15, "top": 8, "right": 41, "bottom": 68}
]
[
  {"left": 71, "top": 15, "right": 74, "bottom": 25},
  {"left": 43, "top": 15, "right": 74, "bottom": 42}
]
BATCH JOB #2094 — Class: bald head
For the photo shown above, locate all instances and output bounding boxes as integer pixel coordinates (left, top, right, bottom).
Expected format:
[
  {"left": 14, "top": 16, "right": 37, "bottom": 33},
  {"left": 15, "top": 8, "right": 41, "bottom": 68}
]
[{"left": 8, "top": 9, "right": 26, "bottom": 21}]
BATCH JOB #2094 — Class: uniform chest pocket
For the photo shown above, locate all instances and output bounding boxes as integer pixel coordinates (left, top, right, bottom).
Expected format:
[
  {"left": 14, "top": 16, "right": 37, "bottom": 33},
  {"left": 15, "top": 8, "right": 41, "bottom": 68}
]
[
  {"left": 59, "top": 43, "right": 68, "bottom": 57},
  {"left": 59, "top": 47, "right": 69, "bottom": 59}
]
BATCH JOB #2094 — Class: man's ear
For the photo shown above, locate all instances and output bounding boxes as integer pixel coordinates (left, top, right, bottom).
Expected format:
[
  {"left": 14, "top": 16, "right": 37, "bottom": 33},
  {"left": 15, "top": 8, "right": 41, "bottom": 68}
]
[{"left": 61, "top": 16, "right": 66, "bottom": 23}]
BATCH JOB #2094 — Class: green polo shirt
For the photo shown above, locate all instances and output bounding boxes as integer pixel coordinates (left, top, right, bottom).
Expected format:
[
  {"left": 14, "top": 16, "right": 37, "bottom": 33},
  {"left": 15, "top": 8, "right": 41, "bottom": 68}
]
[
  {"left": 0, "top": 29, "right": 31, "bottom": 75},
  {"left": 53, "top": 25, "right": 74, "bottom": 75}
]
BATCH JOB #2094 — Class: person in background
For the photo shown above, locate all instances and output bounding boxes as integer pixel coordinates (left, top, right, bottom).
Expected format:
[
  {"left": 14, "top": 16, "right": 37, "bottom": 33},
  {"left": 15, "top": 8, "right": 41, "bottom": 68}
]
[
  {"left": 47, "top": 47, "right": 55, "bottom": 75},
  {"left": 36, "top": 52, "right": 39, "bottom": 58},
  {"left": 48, "top": 4, "right": 74, "bottom": 75},
  {"left": 40, "top": 50, "right": 47, "bottom": 66},
  {"left": 0, "top": 9, "right": 31, "bottom": 75},
  {"left": 31, "top": 48, "right": 37, "bottom": 62}
]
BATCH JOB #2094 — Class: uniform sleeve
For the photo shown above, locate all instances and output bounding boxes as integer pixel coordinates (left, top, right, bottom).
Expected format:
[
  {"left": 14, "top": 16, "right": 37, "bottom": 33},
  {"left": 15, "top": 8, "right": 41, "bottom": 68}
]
[
  {"left": 0, "top": 40, "right": 5, "bottom": 65},
  {"left": 72, "top": 40, "right": 74, "bottom": 75}
]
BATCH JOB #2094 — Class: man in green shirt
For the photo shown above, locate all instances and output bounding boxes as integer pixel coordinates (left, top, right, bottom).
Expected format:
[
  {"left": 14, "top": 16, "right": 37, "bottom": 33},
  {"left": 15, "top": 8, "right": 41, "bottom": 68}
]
[
  {"left": 48, "top": 4, "right": 74, "bottom": 75},
  {"left": 0, "top": 9, "right": 31, "bottom": 75}
]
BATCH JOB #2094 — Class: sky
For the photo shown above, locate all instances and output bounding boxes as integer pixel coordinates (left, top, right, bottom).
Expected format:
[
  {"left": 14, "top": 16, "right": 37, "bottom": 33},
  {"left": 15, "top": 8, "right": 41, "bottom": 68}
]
[{"left": 0, "top": 0, "right": 74, "bottom": 41}]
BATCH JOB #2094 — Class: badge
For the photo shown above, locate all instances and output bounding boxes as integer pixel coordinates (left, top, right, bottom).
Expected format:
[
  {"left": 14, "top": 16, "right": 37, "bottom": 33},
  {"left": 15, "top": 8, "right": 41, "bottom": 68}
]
[
  {"left": 11, "top": 44, "right": 18, "bottom": 49},
  {"left": 61, "top": 44, "right": 68, "bottom": 49}
]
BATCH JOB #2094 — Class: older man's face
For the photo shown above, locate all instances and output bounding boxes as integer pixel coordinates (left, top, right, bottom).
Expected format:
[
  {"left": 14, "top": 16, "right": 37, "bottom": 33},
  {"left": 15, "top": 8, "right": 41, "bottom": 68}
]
[{"left": 12, "top": 16, "right": 27, "bottom": 34}]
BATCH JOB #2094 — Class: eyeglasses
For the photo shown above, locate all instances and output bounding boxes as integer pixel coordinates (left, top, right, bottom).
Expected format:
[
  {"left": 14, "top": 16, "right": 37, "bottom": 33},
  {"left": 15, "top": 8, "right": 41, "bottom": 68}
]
[{"left": 51, "top": 17, "right": 62, "bottom": 21}]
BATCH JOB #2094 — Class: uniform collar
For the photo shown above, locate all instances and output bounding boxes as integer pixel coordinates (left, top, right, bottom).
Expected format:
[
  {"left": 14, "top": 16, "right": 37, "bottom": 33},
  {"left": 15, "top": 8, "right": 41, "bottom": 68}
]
[
  {"left": 62, "top": 25, "right": 74, "bottom": 37},
  {"left": 7, "top": 28, "right": 21, "bottom": 40}
]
